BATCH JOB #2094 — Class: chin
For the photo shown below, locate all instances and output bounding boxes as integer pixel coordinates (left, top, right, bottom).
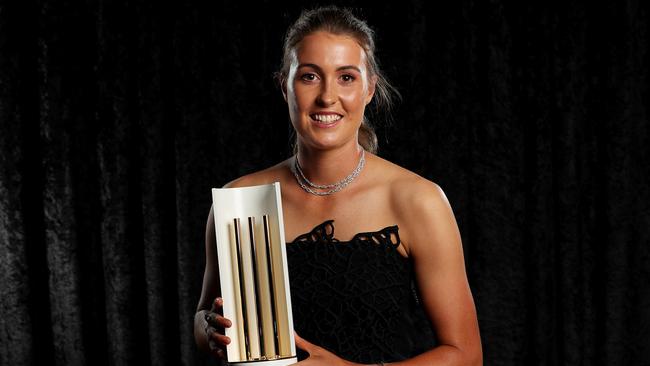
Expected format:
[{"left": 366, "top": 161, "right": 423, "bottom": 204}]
[
  {"left": 294, "top": 120, "right": 360, "bottom": 151},
  {"left": 300, "top": 134, "right": 357, "bottom": 152},
  {"left": 302, "top": 139, "right": 340, "bottom": 151}
]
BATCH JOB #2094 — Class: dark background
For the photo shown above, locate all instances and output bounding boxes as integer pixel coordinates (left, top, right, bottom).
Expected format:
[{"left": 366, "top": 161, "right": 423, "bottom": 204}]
[{"left": 1, "top": 1, "right": 649, "bottom": 365}]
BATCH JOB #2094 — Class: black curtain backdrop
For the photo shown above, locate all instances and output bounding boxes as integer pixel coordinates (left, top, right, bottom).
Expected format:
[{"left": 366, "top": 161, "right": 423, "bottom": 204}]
[{"left": 1, "top": 1, "right": 649, "bottom": 365}]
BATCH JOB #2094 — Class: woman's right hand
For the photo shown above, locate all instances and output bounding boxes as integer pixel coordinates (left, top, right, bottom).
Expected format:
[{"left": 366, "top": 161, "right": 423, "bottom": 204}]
[{"left": 204, "top": 297, "right": 233, "bottom": 359}]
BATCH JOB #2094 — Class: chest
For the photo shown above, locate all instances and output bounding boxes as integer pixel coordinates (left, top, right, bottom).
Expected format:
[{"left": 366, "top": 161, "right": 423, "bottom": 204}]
[{"left": 281, "top": 192, "right": 393, "bottom": 242}]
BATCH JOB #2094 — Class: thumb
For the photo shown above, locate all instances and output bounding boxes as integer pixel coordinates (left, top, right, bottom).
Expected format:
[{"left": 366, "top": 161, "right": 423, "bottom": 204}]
[{"left": 294, "top": 331, "right": 316, "bottom": 354}]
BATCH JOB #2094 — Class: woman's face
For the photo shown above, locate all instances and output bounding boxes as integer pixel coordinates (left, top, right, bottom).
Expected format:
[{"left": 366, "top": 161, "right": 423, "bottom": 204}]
[{"left": 284, "top": 31, "right": 375, "bottom": 151}]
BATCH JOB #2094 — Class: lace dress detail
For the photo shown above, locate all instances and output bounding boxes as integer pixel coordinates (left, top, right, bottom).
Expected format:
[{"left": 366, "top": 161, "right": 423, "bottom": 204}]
[{"left": 286, "top": 220, "right": 437, "bottom": 364}]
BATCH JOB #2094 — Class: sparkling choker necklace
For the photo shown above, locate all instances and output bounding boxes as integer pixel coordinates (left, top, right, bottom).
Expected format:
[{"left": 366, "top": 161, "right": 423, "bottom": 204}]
[{"left": 292, "top": 149, "right": 366, "bottom": 196}]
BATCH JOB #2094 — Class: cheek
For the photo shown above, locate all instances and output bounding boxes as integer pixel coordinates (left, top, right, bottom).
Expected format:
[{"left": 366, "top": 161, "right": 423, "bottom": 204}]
[
  {"left": 287, "top": 87, "right": 304, "bottom": 112},
  {"left": 287, "top": 87, "right": 312, "bottom": 128},
  {"left": 339, "top": 88, "right": 367, "bottom": 111},
  {"left": 291, "top": 85, "right": 314, "bottom": 110}
]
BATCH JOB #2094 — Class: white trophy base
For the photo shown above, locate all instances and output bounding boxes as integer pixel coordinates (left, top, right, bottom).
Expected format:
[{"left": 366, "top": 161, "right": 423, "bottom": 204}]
[{"left": 230, "top": 357, "right": 297, "bottom": 366}]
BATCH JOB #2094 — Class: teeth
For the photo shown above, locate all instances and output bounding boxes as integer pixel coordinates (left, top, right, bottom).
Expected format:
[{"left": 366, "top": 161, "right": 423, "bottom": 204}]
[{"left": 312, "top": 114, "right": 342, "bottom": 123}]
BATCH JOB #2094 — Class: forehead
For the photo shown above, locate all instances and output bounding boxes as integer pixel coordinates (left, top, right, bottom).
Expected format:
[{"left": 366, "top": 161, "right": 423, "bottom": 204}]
[{"left": 294, "top": 31, "right": 367, "bottom": 68}]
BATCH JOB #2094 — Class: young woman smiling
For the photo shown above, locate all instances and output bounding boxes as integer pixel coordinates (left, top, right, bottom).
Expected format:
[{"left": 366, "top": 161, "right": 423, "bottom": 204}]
[{"left": 195, "top": 6, "right": 482, "bottom": 366}]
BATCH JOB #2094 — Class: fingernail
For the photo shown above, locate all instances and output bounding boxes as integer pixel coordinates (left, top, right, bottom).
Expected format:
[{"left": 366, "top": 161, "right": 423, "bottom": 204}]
[
  {"left": 216, "top": 297, "right": 223, "bottom": 305},
  {"left": 226, "top": 319, "right": 232, "bottom": 327}
]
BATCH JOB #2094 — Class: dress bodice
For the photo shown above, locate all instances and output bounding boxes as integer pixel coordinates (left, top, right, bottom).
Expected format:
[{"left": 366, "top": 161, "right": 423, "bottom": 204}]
[{"left": 286, "top": 220, "right": 438, "bottom": 364}]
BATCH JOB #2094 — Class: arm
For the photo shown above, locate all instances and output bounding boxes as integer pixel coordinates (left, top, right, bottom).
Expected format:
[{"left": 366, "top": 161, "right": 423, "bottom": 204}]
[
  {"left": 391, "top": 182, "right": 482, "bottom": 366},
  {"left": 193, "top": 206, "right": 231, "bottom": 357}
]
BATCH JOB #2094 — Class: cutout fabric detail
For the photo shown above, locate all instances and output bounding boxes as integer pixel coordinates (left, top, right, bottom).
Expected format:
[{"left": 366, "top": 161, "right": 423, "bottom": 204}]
[{"left": 289, "top": 220, "right": 401, "bottom": 249}]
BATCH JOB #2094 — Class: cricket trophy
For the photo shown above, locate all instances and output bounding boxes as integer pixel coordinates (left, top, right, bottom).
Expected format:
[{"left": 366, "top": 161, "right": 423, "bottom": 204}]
[{"left": 211, "top": 182, "right": 297, "bottom": 365}]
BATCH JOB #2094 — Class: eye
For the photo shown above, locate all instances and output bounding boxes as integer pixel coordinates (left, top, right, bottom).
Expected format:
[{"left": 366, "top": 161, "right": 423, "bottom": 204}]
[
  {"left": 340, "top": 74, "right": 356, "bottom": 83},
  {"left": 300, "top": 73, "right": 318, "bottom": 82}
]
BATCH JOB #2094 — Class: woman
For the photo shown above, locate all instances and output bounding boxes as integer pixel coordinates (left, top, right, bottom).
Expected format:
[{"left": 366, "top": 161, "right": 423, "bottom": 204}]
[{"left": 194, "top": 6, "right": 482, "bottom": 366}]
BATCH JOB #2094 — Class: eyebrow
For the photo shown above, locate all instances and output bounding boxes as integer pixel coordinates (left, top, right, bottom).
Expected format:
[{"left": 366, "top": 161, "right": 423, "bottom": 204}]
[{"left": 297, "top": 63, "right": 362, "bottom": 73}]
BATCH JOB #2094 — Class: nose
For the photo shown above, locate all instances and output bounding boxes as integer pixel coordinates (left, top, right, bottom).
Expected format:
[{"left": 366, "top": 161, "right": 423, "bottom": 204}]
[{"left": 316, "top": 79, "right": 337, "bottom": 106}]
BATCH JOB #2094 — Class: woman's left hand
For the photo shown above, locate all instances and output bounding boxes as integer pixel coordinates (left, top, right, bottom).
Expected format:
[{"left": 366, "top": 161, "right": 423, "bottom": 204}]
[{"left": 293, "top": 333, "right": 359, "bottom": 366}]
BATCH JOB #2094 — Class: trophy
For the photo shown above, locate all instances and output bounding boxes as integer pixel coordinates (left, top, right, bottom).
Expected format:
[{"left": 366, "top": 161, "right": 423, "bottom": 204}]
[{"left": 211, "top": 183, "right": 297, "bottom": 365}]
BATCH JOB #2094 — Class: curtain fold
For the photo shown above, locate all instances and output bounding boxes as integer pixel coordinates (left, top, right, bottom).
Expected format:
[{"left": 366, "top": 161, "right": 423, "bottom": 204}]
[{"left": 0, "top": 75, "right": 34, "bottom": 366}]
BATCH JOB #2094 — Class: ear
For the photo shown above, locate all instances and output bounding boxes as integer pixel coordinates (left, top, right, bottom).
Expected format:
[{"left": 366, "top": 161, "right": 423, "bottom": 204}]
[{"left": 365, "top": 75, "right": 377, "bottom": 105}]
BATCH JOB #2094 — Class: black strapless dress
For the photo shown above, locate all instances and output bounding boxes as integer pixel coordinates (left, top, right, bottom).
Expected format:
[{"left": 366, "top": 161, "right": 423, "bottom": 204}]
[{"left": 286, "top": 220, "right": 438, "bottom": 364}]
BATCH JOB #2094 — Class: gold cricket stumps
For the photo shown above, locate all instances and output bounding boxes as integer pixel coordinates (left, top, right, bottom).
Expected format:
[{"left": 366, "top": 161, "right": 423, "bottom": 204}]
[{"left": 212, "top": 183, "right": 297, "bottom": 365}]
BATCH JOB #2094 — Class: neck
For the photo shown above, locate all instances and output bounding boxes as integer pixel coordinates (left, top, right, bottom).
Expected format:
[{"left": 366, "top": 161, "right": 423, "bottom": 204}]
[{"left": 295, "top": 142, "right": 364, "bottom": 185}]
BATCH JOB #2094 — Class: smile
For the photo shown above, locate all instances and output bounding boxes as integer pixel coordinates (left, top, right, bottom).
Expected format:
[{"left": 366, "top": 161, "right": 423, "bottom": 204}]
[{"left": 310, "top": 114, "right": 342, "bottom": 125}]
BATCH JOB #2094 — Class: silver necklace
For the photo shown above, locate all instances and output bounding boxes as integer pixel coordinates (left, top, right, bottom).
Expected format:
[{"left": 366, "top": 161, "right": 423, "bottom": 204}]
[{"left": 293, "top": 149, "right": 366, "bottom": 196}]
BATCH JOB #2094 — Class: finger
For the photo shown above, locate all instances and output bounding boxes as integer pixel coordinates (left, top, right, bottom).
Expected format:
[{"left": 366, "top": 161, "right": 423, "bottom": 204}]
[
  {"left": 205, "top": 312, "right": 232, "bottom": 328},
  {"left": 210, "top": 331, "right": 231, "bottom": 346},
  {"left": 294, "top": 332, "right": 316, "bottom": 354},
  {"left": 206, "top": 325, "right": 231, "bottom": 346},
  {"left": 209, "top": 297, "right": 224, "bottom": 313}
]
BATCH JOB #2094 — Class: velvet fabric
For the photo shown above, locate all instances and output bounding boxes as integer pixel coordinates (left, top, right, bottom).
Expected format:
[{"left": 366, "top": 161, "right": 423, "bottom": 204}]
[{"left": 1, "top": 1, "right": 648, "bottom": 365}]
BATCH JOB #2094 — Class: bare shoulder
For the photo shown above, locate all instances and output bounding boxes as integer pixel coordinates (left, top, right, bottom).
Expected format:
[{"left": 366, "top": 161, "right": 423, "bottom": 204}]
[
  {"left": 369, "top": 155, "right": 456, "bottom": 255},
  {"left": 392, "top": 175, "right": 450, "bottom": 218},
  {"left": 223, "top": 159, "right": 292, "bottom": 188},
  {"left": 369, "top": 154, "right": 449, "bottom": 215}
]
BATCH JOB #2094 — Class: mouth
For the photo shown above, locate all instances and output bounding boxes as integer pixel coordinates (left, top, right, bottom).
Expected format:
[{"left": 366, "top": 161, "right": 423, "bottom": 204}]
[{"left": 310, "top": 113, "right": 343, "bottom": 128}]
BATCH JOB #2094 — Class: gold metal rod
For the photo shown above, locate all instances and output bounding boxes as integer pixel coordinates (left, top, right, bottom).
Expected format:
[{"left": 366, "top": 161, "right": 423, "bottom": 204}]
[
  {"left": 234, "top": 218, "right": 251, "bottom": 358},
  {"left": 248, "top": 216, "right": 265, "bottom": 357},
  {"left": 263, "top": 215, "right": 281, "bottom": 356}
]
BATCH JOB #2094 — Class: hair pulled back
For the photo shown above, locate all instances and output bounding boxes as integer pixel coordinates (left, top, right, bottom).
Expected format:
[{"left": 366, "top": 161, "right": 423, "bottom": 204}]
[{"left": 277, "top": 6, "right": 400, "bottom": 154}]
